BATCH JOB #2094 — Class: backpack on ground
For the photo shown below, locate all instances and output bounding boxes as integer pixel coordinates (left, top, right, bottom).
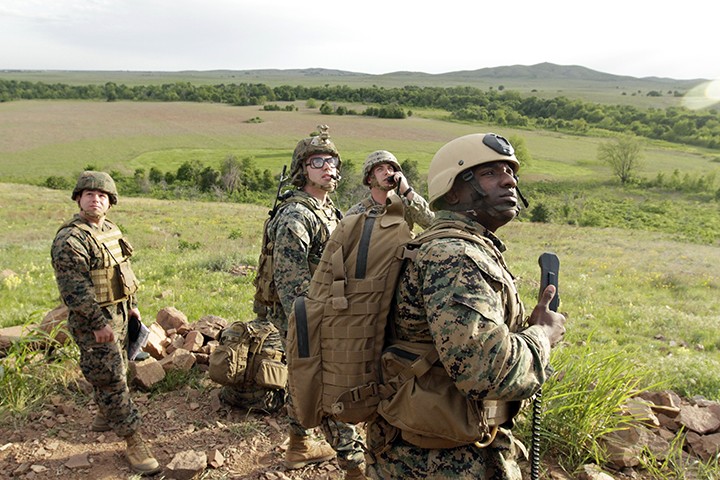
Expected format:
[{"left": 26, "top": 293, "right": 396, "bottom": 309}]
[
  {"left": 209, "top": 318, "right": 287, "bottom": 391},
  {"left": 286, "top": 192, "right": 416, "bottom": 427}
]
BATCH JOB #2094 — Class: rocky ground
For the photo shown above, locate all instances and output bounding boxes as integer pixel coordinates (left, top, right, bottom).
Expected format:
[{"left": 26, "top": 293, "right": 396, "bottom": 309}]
[{"left": 0, "top": 380, "right": 350, "bottom": 480}]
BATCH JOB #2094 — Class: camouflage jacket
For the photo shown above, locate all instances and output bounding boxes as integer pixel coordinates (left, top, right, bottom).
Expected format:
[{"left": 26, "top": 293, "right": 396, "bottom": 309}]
[
  {"left": 267, "top": 191, "right": 341, "bottom": 331},
  {"left": 51, "top": 214, "right": 138, "bottom": 336},
  {"left": 392, "top": 210, "right": 552, "bottom": 402},
  {"left": 345, "top": 191, "right": 435, "bottom": 230}
]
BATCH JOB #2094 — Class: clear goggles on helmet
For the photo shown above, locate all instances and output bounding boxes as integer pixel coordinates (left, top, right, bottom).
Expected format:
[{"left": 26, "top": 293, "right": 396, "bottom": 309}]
[
  {"left": 482, "top": 133, "right": 514, "bottom": 156},
  {"left": 306, "top": 155, "right": 340, "bottom": 169}
]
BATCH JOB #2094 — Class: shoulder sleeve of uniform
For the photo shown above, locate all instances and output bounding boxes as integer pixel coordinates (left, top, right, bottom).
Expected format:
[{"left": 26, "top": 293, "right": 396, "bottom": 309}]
[
  {"left": 345, "top": 203, "right": 364, "bottom": 216},
  {"left": 418, "top": 238, "right": 505, "bottom": 325},
  {"left": 402, "top": 192, "right": 435, "bottom": 229},
  {"left": 51, "top": 226, "right": 91, "bottom": 266},
  {"left": 276, "top": 203, "right": 313, "bottom": 245}
]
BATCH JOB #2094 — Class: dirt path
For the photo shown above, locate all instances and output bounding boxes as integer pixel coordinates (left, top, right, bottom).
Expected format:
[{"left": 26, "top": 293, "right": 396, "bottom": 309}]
[{"left": 0, "top": 381, "right": 346, "bottom": 480}]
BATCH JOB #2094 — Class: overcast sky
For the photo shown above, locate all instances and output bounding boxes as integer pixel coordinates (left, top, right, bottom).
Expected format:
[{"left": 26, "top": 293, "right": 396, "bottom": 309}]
[{"left": 1, "top": 0, "right": 718, "bottom": 81}]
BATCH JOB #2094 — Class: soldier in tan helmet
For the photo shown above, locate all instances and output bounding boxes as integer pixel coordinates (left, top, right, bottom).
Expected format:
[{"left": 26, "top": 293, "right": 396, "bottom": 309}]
[
  {"left": 51, "top": 171, "right": 160, "bottom": 476},
  {"left": 365, "top": 134, "right": 566, "bottom": 479},
  {"left": 345, "top": 150, "right": 434, "bottom": 230}
]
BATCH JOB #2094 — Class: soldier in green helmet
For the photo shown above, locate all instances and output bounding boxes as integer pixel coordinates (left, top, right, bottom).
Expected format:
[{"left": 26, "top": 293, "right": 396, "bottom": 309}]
[
  {"left": 51, "top": 171, "right": 161, "bottom": 476},
  {"left": 345, "top": 150, "right": 434, "bottom": 230},
  {"left": 256, "top": 126, "right": 367, "bottom": 479}
]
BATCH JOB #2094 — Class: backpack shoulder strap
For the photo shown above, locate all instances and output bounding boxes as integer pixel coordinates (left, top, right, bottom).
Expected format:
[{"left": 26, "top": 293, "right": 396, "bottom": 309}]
[{"left": 400, "top": 221, "right": 485, "bottom": 262}]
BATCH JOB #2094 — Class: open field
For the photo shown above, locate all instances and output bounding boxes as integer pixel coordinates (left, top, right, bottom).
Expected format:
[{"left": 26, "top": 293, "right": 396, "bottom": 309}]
[
  {"left": 1, "top": 99, "right": 720, "bottom": 401},
  {"left": 2, "top": 100, "right": 718, "bottom": 186},
  {"left": 2, "top": 95, "right": 720, "bottom": 476}
]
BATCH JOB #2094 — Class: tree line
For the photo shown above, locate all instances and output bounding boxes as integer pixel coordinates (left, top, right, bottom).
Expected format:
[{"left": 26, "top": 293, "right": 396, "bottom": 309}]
[
  {"left": 2, "top": 79, "right": 719, "bottom": 149},
  {"left": 44, "top": 155, "right": 424, "bottom": 212}
]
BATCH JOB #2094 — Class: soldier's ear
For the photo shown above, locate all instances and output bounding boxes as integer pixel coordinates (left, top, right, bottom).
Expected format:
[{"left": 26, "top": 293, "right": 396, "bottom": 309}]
[{"left": 444, "top": 187, "right": 460, "bottom": 206}]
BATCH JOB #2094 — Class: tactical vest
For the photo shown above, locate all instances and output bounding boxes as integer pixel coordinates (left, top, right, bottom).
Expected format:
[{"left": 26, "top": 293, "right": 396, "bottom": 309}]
[
  {"left": 61, "top": 218, "right": 139, "bottom": 306},
  {"left": 254, "top": 193, "right": 341, "bottom": 309}
]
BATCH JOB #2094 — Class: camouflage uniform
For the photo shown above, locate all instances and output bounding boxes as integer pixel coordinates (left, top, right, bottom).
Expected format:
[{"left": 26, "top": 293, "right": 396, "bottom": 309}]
[
  {"left": 266, "top": 190, "right": 366, "bottom": 471},
  {"left": 366, "top": 211, "right": 553, "bottom": 479},
  {"left": 345, "top": 191, "right": 435, "bottom": 230},
  {"left": 51, "top": 214, "right": 141, "bottom": 438}
]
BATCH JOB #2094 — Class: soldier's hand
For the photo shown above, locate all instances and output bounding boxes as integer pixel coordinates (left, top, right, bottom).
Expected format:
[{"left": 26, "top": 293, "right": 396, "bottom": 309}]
[
  {"left": 528, "top": 285, "right": 566, "bottom": 347},
  {"left": 93, "top": 324, "right": 115, "bottom": 343},
  {"left": 394, "top": 173, "right": 411, "bottom": 198},
  {"left": 129, "top": 307, "right": 141, "bottom": 322}
]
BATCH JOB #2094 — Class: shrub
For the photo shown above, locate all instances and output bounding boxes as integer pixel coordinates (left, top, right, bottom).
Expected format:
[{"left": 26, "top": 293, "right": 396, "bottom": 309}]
[{"left": 44, "top": 176, "right": 72, "bottom": 190}]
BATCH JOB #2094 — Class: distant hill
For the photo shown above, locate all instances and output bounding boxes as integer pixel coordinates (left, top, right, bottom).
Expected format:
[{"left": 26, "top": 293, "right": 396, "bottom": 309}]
[{"left": 0, "top": 63, "right": 709, "bottom": 108}]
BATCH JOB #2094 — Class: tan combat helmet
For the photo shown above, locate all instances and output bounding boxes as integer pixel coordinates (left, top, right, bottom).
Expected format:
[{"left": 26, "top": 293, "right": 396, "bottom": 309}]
[
  {"left": 71, "top": 171, "right": 119, "bottom": 205},
  {"left": 362, "top": 150, "right": 402, "bottom": 186},
  {"left": 427, "top": 133, "right": 519, "bottom": 210},
  {"left": 290, "top": 125, "right": 342, "bottom": 188}
]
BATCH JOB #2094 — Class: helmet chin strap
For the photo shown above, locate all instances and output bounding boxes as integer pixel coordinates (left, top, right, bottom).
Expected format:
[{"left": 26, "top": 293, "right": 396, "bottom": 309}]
[
  {"left": 80, "top": 208, "right": 105, "bottom": 221},
  {"left": 307, "top": 178, "right": 337, "bottom": 193},
  {"left": 447, "top": 171, "right": 523, "bottom": 218},
  {"left": 369, "top": 177, "right": 394, "bottom": 192}
]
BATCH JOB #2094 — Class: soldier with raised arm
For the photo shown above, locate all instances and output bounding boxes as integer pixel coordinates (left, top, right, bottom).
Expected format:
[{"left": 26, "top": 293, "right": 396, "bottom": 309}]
[
  {"left": 366, "top": 134, "right": 567, "bottom": 479},
  {"left": 346, "top": 150, "right": 434, "bottom": 229}
]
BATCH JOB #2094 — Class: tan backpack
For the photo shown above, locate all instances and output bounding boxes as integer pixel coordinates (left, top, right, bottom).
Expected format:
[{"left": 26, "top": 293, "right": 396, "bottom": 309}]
[
  {"left": 286, "top": 194, "right": 519, "bottom": 448},
  {"left": 208, "top": 320, "right": 287, "bottom": 391},
  {"left": 286, "top": 192, "right": 413, "bottom": 427}
]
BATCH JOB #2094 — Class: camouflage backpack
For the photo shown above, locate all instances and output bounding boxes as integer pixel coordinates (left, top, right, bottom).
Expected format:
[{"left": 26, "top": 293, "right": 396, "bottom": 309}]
[{"left": 208, "top": 319, "right": 287, "bottom": 391}]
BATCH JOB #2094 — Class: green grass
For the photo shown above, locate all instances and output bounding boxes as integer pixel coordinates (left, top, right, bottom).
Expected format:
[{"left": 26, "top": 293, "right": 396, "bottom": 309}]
[{"left": 2, "top": 183, "right": 720, "bottom": 477}]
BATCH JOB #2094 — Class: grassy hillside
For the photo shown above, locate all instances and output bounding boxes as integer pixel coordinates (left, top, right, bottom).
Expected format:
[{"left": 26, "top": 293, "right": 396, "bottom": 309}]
[
  {"left": 2, "top": 95, "right": 720, "bottom": 475},
  {"left": 1, "top": 100, "right": 717, "bottom": 183},
  {"left": 2, "top": 182, "right": 719, "bottom": 405}
]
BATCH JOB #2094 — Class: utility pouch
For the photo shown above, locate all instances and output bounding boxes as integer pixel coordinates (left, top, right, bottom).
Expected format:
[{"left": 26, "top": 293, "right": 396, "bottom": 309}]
[
  {"left": 255, "top": 357, "right": 288, "bottom": 389},
  {"left": 377, "top": 344, "right": 489, "bottom": 449},
  {"left": 119, "top": 238, "right": 134, "bottom": 257},
  {"left": 117, "top": 261, "right": 139, "bottom": 297}
]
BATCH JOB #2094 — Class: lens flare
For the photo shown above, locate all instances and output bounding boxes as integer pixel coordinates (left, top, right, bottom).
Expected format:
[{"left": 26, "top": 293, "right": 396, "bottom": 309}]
[{"left": 682, "top": 80, "right": 720, "bottom": 110}]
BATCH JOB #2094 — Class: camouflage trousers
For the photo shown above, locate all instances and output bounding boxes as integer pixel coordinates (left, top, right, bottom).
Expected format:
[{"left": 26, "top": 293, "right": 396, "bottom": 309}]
[
  {"left": 319, "top": 416, "right": 366, "bottom": 471},
  {"left": 219, "top": 385, "right": 286, "bottom": 413},
  {"left": 73, "top": 302, "right": 141, "bottom": 438},
  {"left": 365, "top": 420, "right": 522, "bottom": 480}
]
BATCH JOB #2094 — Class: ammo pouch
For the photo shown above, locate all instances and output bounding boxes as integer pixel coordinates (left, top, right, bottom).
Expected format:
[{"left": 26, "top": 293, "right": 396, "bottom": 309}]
[
  {"left": 253, "top": 238, "right": 279, "bottom": 307},
  {"left": 117, "top": 260, "right": 139, "bottom": 297},
  {"left": 377, "top": 342, "right": 518, "bottom": 449}
]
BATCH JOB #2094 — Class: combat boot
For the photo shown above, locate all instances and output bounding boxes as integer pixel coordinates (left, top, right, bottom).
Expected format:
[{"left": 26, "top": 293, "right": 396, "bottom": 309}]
[
  {"left": 90, "top": 412, "right": 111, "bottom": 432},
  {"left": 124, "top": 431, "right": 161, "bottom": 475},
  {"left": 283, "top": 432, "right": 336, "bottom": 469},
  {"left": 344, "top": 465, "right": 370, "bottom": 479}
]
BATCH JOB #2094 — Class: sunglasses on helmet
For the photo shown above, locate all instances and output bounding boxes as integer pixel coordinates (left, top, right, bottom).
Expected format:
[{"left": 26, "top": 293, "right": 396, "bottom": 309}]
[
  {"left": 483, "top": 133, "right": 514, "bottom": 156},
  {"left": 306, "top": 156, "right": 340, "bottom": 169}
]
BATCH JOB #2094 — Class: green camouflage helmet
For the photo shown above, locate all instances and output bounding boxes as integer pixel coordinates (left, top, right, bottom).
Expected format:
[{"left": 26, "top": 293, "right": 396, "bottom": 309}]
[
  {"left": 428, "top": 133, "right": 519, "bottom": 209},
  {"left": 290, "top": 125, "right": 342, "bottom": 187},
  {"left": 362, "top": 150, "right": 402, "bottom": 186},
  {"left": 71, "top": 171, "right": 119, "bottom": 205}
]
